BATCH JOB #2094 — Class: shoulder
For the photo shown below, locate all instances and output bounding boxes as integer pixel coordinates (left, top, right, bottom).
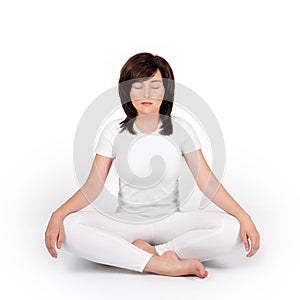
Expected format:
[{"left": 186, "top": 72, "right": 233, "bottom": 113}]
[
  {"left": 171, "top": 115, "right": 194, "bottom": 131},
  {"left": 102, "top": 117, "right": 123, "bottom": 132},
  {"left": 96, "top": 118, "right": 124, "bottom": 141},
  {"left": 107, "top": 117, "right": 123, "bottom": 126}
]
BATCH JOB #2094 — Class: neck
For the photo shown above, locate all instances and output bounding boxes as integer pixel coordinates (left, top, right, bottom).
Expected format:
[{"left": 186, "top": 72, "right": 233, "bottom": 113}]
[
  {"left": 136, "top": 113, "right": 160, "bottom": 122},
  {"left": 135, "top": 114, "right": 160, "bottom": 133}
]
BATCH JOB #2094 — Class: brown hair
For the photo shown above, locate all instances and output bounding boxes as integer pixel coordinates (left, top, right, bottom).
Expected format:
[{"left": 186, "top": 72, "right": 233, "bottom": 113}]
[{"left": 118, "top": 52, "right": 175, "bottom": 135}]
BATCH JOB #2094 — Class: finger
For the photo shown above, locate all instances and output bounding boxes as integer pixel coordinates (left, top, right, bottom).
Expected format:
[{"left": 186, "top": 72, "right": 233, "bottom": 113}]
[
  {"left": 242, "top": 233, "right": 250, "bottom": 252},
  {"left": 247, "top": 234, "right": 260, "bottom": 257},
  {"left": 57, "top": 229, "right": 64, "bottom": 249},
  {"left": 45, "top": 234, "right": 54, "bottom": 256},
  {"left": 247, "top": 235, "right": 259, "bottom": 257},
  {"left": 46, "top": 238, "right": 56, "bottom": 258},
  {"left": 49, "top": 236, "right": 58, "bottom": 258},
  {"left": 45, "top": 237, "right": 50, "bottom": 253}
]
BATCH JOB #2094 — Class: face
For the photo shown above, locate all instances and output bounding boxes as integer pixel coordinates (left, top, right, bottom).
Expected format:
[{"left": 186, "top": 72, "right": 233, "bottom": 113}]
[{"left": 130, "top": 69, "right": 165, "bottom": 116}]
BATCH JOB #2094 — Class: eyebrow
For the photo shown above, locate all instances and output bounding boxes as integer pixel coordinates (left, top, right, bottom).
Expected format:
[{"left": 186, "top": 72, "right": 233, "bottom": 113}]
[{"left": 150, "top": 79, "right": 162, "bottom": 83}]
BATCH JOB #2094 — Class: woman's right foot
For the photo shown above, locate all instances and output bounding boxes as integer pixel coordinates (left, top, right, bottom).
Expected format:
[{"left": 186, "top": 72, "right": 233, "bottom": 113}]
[{"left": 143, "top": 250, "right": 208, "bottom": 279}]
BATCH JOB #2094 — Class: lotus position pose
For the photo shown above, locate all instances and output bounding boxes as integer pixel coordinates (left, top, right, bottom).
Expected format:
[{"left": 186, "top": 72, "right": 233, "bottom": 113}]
[{"left": 45, "top": 52, "right": 260, "bottom": 279}]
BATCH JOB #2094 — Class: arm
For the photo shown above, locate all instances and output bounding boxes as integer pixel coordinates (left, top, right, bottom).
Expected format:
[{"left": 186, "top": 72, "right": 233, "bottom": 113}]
[
  {"left": 45, "top": 154, "right": 113, "bottom": 258},
  {"left": 54, "top": 154, "right": 113, "bottom": 218},
  {"left": 183, "top": 149, "right": 260, "bottom": 257}
]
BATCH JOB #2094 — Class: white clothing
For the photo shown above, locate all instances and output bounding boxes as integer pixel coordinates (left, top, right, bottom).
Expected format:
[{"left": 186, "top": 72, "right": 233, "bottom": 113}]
[
  {"left": 62, "top": 115, "right": 242, "bottom": 273},
  {"left": 94, "top": 115, "right": 202, "bottom": 219},
  {"left": 63, "top": 209, "right": 242, "bottom": 273}
]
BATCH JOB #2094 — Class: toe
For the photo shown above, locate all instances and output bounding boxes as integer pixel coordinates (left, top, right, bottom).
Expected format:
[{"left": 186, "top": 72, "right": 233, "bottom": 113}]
[{"left": 199, "top": 266, "right": 208, "bottom": 278}]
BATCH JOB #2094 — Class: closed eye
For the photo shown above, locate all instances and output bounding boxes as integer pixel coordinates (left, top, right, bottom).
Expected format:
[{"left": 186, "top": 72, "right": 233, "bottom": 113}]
[
  {"left": 151, "top": 83, "right": 162, "bottom": 89},
  {"left": 132, "top": 83, "right": 143, "bottom": 89}
]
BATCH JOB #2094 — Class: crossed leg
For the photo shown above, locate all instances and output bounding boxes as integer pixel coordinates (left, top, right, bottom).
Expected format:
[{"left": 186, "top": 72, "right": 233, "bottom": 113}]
[
  {"left": 132, "top": 239, "right": 208, "bottom": 278},
  {"left": 132, "top": 210, "right": 242, "bottom": 277},
  {"left": 62, "top": 209, "right": 241, "bottom": 278}
]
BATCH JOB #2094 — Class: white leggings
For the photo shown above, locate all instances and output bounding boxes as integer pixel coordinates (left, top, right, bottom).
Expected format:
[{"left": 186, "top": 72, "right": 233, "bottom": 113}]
[{"left": 62, "top": 209, "right": 242, "bottom": 273}]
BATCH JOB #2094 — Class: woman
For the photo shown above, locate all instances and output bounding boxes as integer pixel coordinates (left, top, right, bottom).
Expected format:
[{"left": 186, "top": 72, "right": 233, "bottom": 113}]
[{"left": 45, "top": 52, "right": 260, "bottom": 279}]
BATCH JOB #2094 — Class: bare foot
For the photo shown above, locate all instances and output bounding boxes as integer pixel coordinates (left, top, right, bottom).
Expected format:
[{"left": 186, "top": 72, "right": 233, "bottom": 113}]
[
  {"left": 143, "top": 251, "right": 208, "bottom": 279},
  {"left": 132, "top": 239, "right": 159, "bottom": 255}
]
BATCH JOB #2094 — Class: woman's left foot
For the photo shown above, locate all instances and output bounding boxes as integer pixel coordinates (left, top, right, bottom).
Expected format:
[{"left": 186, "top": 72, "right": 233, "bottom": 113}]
[{"left": 132, "top": 239, "right": 159, "bottom": 255}]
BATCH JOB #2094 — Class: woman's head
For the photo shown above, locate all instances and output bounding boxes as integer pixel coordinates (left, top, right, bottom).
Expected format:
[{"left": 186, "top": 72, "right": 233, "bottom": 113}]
[{"left": 118, "top": 52, "right": 175, "bottom": 135}]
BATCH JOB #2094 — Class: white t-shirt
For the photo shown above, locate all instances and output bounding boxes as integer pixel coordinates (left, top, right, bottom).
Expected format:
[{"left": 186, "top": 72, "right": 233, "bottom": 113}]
[{"left": 94, "top": 115, "right": 201, "bottom": 219}]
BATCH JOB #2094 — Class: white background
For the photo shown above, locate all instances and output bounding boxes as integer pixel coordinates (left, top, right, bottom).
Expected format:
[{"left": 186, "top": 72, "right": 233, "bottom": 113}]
[{"left": 1, "top": 0, "right": 299, "bottom": 299}]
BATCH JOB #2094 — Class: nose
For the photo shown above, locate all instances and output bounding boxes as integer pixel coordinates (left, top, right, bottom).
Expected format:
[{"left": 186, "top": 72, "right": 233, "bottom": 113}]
[{"left": 143, "top": 84, "right": 150, "bottom": 99}]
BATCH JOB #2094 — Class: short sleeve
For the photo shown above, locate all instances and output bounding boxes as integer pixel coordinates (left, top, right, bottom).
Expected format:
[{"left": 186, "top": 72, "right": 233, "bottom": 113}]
[
  {"left": 180, "top": 119, "right": 202, "bottom": 154},
  {"left": 94, "top": 121, "right": 117, "bottom": 158}
]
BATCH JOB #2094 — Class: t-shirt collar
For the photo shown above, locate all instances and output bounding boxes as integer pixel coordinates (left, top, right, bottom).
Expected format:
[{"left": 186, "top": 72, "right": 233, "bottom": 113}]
[{"left": 133, "top": 118, "right": 162, "bottom": 135}]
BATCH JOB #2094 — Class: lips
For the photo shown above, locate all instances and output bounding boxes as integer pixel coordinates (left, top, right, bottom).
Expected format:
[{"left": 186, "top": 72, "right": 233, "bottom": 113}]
[{"left": 141, "top": 102, "right": 153, "bottom": 105}]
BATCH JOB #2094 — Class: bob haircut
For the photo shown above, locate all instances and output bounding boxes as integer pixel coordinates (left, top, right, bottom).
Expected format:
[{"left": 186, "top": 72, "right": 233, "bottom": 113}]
[{"left": 118, "top": 52, "right": 175, "bottom": 135}]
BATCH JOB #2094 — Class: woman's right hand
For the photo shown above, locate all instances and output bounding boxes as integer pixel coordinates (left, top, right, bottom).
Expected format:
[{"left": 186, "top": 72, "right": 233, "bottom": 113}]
[{"left": 45, "top": 211, "right": 65, "bottom": 258}]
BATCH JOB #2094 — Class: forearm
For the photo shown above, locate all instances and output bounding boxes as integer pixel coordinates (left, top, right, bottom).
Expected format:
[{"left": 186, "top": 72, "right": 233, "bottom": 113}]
[
  {"left": 199, "top": 173, "right": 250, "bottom": 221},
  {"left": 52, "top": 154, "right": 112, "bottom": 220},
  {"left": 53, "top": 180, "right": 104, "bottom": 219},
  {"left": 185, "top": 150, "right": 251, "bottom": 222},
  {"left": 211, "top": 184, "right": 250, "bottom": 221}
]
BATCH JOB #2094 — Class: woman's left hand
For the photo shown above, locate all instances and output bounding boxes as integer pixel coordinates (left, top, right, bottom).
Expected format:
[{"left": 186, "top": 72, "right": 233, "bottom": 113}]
[{"left": 239, "top": 215, "right": 260, "bottom": 257}]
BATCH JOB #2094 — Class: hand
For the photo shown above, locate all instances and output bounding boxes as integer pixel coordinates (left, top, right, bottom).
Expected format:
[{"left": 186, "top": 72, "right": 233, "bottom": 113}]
[
  {"left": 239, "top": 215, "right": 260, "bottom": 257},
  {"left": 45, "top": 212, "right": 65, "bottom": 258}
]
